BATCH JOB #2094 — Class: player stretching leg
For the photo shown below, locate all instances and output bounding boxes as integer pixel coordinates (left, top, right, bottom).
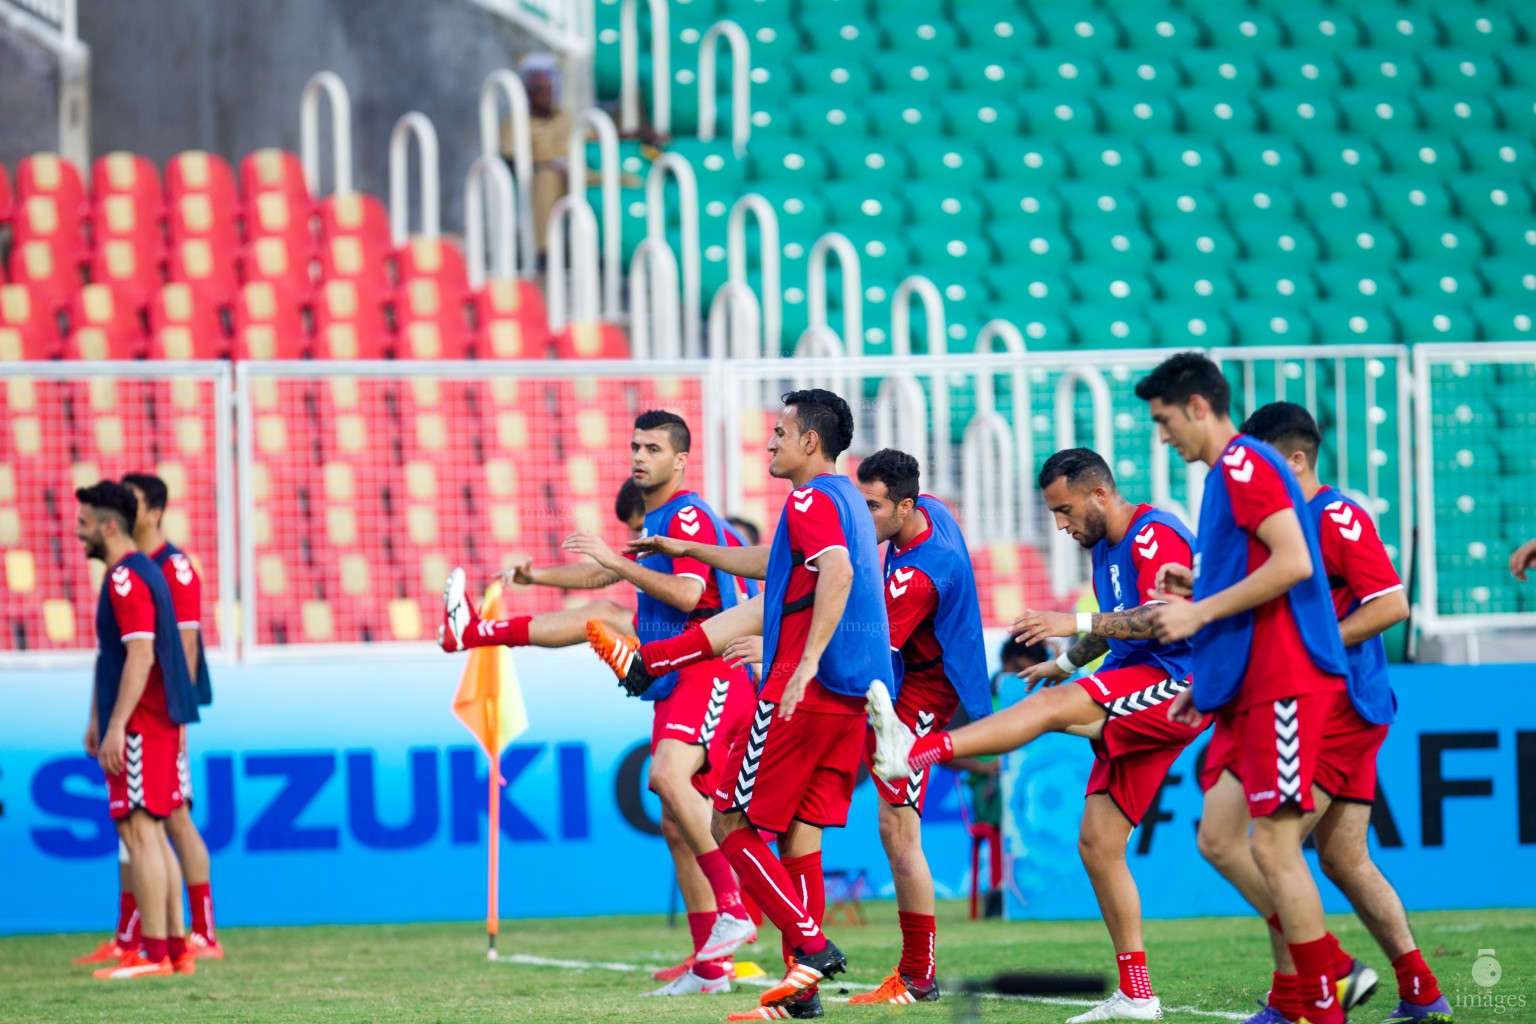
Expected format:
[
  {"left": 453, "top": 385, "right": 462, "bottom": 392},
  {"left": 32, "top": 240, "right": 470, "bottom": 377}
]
[
  {"left": 1135, "top": 353, "right": 1353, "bottom": 1024},
  {"left": 1230, "top": 404, "right": 1449, "bottom": 1024},
  {"left": 868, "top": 449, "right": 1205, "bottom": 1022},
  {"left": 592, "top": 390, "right": 892, "bottom": 1022},
  {"left": 76, "top": 481, "right": 201, "bottom": 979}
]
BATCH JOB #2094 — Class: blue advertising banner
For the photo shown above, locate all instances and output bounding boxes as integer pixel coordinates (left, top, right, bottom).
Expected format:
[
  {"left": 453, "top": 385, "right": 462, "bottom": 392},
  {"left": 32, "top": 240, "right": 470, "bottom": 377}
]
[
  {"left": 0, "top": 649, "right": 981, "bottom": 935},
  {"left": 1000, "top": 663, "right": 1536, "bottom": 920}
]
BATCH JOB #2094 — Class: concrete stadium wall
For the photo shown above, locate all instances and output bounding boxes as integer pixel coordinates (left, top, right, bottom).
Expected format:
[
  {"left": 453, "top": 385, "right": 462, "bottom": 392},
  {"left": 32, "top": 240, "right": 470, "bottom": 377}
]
[{"left": 0, "top": 22, "right": 62, "bottom": 168}]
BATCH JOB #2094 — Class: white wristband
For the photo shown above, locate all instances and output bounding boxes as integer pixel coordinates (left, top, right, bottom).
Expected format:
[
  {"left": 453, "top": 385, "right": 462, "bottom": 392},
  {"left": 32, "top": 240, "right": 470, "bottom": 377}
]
[
  {"left": 1055, "top": 651, "right": 1079, "bottom": 674},
  {"left": 1077, "top": 611, "right": 1094, "bottom": 634}
]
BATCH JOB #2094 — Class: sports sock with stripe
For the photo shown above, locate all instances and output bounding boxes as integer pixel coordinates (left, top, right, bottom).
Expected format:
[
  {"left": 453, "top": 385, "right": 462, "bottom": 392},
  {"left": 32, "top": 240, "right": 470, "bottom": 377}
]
[
  {"left": 697, "top": 848, "right": 749, "bottom": 918},
  {"left": 462, "top": 616, "right": 531, "bottom": 649},
  {"left": 898, "top": 912, "right": 937, "bottom": 984},
  {"left": 639, "top": 626, "right": 714, "bottom": 676},
  {"left": 1391, "top": 950, "right": 1443, "bottom": 1005},
  {"left": 719, "top": 829, "right": 827, "bottom": 956}
]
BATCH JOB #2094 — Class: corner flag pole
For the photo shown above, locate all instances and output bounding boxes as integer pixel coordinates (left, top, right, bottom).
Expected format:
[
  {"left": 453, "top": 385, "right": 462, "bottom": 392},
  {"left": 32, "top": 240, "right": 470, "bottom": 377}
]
[{"left": 486, "top": 676, "right": 501, "bottom": 960}]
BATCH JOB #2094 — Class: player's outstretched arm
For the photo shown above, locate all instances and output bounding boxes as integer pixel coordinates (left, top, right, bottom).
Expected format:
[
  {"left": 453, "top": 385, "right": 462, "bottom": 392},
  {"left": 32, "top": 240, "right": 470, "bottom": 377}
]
[
  {"left": 565, "top": 531, "right": 706, "bottom": 612},
  {"left": 504, "top": 558, "right": 621, "bottom": 591},
  {"left": 1151, "top": 508, "right": 1313, "bottom": 642},
  {"left": 778, "top": 547, "right": 853, "bottom": 718},
  {"left": 624, "top": 535, "right": 770, "bottom": 580},
  {"left": 1338, "top": 589, "right": 1409, "bottom": 647},
  {"left": 1012, "top": 606, "right": 1162, "bottom": 645}
]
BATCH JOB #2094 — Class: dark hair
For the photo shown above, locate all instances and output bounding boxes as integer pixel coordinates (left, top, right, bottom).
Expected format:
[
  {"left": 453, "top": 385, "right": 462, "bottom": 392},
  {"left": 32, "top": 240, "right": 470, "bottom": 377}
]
[
  {"left": 1037, "top": 448, "right": 1115, "bottom": 493},
  {"left": 856, "top": 448, "right": 921, "bottom": 505},
  {"left": 1000, "top": 633, "right": 1050, "bottom": 667},
  {"left": 122, "top": 472, "right": 169, "bottom": 511},
  {"left": 633, "top": 410, "right": 691, "bottom": 453},
  {"left": 614, "top": 478, "right": 646, "bottom": 522},
  {"left": 726, "top": 516, "right": 760, "bottom": 546},
  {"left": 781, "top": 388, "right": 854, "bottom": 460},
  {"left": 1134, "top": 351, "right": 1231, "bottom": 417},
  {"left": 76, "top": 480, "right": 138, "bottom": 533},
  {"left": 1241, "top": 401, "right": 1322, "bottom": 467}
]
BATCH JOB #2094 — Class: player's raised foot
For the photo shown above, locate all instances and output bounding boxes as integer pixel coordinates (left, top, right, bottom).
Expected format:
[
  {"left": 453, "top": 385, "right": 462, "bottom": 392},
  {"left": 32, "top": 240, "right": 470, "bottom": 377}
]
[
  {"left": 586, "top": 619, "right": 653, "bottom": 696},
  {"left": 440, "top": 568, "right": 472, "bottom": 653},
  {"left": 728, "top": 991, "right": 824, "bottom": 1020},
  {"left": 653, "top": 954, "right": 695, "bottom": 981},
  {"left": 1065, "top": 990, "right": 1163, "bottom": 1022},
  {"left": 848, "top": 969, "right": 940, "bottom": 1004},
  {"left": 644, "top": 968, "right": 733, "bottom": 996},
  {"left": 173, "top": 952, "right": 197, "bottom": 974},
  {"left": 186, "top": 932, "right": 224, "bottom": 959},
  {"left": 698, "top": 912, "right": 758, "bottom": 962},
  {"left": 1379, "top": 996, "right": 1454, "bottom": 1023},
  {"left": 92, "top": 952, "right": 174, "bottom": 980},
  {"left": 1338, "top": 958, "right": 1380, "bottom": 1011},
  {"left": 759, "top": 942, "right": 846, "bottom": 1005},
  {"left": 865, "top": 681, "right": 916, "bottom": 781},
  {"left": 1238, "top": 1003, "right": 1291, "bottom": 1024},
  {"left": 72, "top": 939, "right": 131, "bottom": 965}
]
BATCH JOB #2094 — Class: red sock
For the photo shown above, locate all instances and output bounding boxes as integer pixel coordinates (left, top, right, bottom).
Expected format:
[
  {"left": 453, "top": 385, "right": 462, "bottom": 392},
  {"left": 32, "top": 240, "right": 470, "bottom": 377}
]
[
  {"left": 462, "top": 616, "right": 531, "bottom": 649},
  {"left": 1269, "top": 971, "right": 1302, "bottom": 1021},
  {"left": 639, "top": 626, "right": 714, "bottom": 675},
  {"left": 115, "top": 892, "right": 140, "bottom": 947},
  {"left": 1266, "top": 912, "right": 1284, "bottom": 935},
  {"left": 1116, "top": 951, "right": 1154, "bottom": 1000},
  {"left": 696, "top": 848, "right": 748, "bottom": 918},
  {"left": 781, "top": 851, "right": 826, "bottom": 969},
  {"left": 188, "top": 881, "right": 215, "bottom": 941},
  {"left": 908, "top": 733, "right": 955, "bottom": 773},
  {"left": 687, "top": 911, "right": 716, "bottom": 956},
  {"left": 742, "top": 891, "right": 764, "bottom": 928},
  {"left": 1391, "top": 950, "right": 1443, "bottom": 1005},
  {"left": 1322, "top": 932, "right": 1356, "bottom": 980},
  {"left": 142, "top": 936, "right": 168, "bottom": 964},
  {"left": 167, "top": 935, "right": 187, "bottom": 960},
  {"left": 719, "top": 829, "right": 825, "bottom": 955},
  {"left": 694, "top": 957, "right": 730, "bottom": 980},
  {"left": 897, "top": 911, "right": 937, "bottom": 983},
  {"left": 1289, "top": 937, "right": 1345, "bottom": 1024}
]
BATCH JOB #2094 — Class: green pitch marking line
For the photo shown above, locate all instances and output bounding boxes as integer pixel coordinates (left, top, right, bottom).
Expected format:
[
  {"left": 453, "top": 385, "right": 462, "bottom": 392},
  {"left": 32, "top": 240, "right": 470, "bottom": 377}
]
[{"left": 500, "top": 953, "right": 1250, "bottom": 1020}]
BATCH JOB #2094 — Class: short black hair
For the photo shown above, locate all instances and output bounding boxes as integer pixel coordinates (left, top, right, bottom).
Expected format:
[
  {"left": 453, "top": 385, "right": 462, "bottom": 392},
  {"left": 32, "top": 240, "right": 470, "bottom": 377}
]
[
  {"left": 1134, "top": 351, "right": 1231, "bottom": 417},
  {"left": 1241, "top": 401, "right": 1322, "bottom": 467},
  {"left": 633, "top": 410, "right": 691, "bottom": 453},
  {"left": 76, "top": 480, "right": 138, "bottom": 533},
  {"left": 726, "top": 516, "right": 760, "bottom": 546},
  {"left": 856, "top": 448, "right": 921, "bottom": 505},
  {"left": 1037, "top": 448, "right": 1115, "bottom": 493},
  {"left": 615, "top": 478, "right": 646, "bottom": 523},
  {"left": 1000, "top": 633, "right": 1050, "bottom": 667},
  {"left": 781, "top": 388, "right": 854, "bottom": 460},
  {"left": 122, "top": 472, "right": 169, "bottom": 511}
]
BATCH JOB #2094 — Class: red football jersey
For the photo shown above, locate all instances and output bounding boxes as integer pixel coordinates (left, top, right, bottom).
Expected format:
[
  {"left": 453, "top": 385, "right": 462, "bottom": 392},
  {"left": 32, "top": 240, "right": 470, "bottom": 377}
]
[
  {"left": 1316, "top": 494, "right": 1403, "bottom": 621},
  {"left": 153, "top": 544, "right": 202, "bottom": 629},
  {"left": 885, "top": 520, "right": 960, "bottom": 722},
  {"left": 106, "top": 560, "right": 169, "bottom": 726},
  {"left": 661, "top": 491, "right": 724, "bottom": 617}
]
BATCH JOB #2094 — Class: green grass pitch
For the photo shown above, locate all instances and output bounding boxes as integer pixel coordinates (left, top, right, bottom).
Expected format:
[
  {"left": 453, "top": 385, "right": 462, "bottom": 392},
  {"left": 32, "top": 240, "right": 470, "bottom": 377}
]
[{"left": 4, "top": 903, "right": 1531, "bottom": 1023}]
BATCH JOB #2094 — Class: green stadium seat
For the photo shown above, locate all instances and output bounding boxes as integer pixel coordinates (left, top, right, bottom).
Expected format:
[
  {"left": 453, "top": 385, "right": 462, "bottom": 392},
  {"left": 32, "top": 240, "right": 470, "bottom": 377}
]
[
  {"left": 865, "top": 93, "right": 941, "bottom": 136},
  {"left": 746, "top": 137, "right": 830, "bottom": 185},
  {"left": 1155, "top": 216, "right": 1243, "bottom": 266},
  {"left": 787, "top": 96, "right": 873, "bottom": 139},
  {"left": 865, "top": 52, "right": 955, "bottom": 97},
  {"left": 1338, "top": 50, "right": 1427, "bottom": 93},
  {"left": 1261, "top": 51, "right": 1344, "bottom": 90},
  {"left": 1292, "top": 179, "right": 1377, "bottom": 222},
  {"left": 1219, "top": 133, "right": 1308, "bottom": 183},
  {"left": 988, "top": 305, "right": 1072, "bottom": 350},
  {"left": 1438, "top": 9, "right": 1520, "bottom": 50},
  {"left": 1481, "top": 257, "right": 1536, "bottom": 298},
  {"left": 1140, "top": 135, "right": 1228, "bottom": 183},
  {"left": 940, "top": 92, "right": 1024, "bottom": 140},
  {"left": 1257, "top": 91, "right": 1344, "bottom": 134},
  {"left": 1150, "top": 263, "right": 1239, "bottom": 303},
  {"left": 1066, "top": 220, "right": 1157, "bottom": 267},
  {"left": 1473, "top": 299, "right": 1536, "bottom": 341},
  {"left": 1368, "top": 176, "right": 1453, "bottom": 219},
  {"left": 1177, "top": 51, "right": 1262, "bottom": 90},
  {"left": 1179, "top": 91, "right": 1261, "bottom": 133},
  {"left": 1066, "top": 265, "right": 1156, "bottom": 306},
  {"left": 1452, "top": 176, "right": 1531, "bottom": 221},
  {"left": 1277, "top": 7, "right": 1365, "bottom": 52},
  {"left": 1323, "top": 220, "right": 1408, "bottom": 266},
  {"left": 825, "top": 138, "right": 909, "bottom": 185},
  {"left": 1096, "top": 89, "right": 1180, "bottom": 136},
  {"left": 983, "top": 267, "right": 1070, "bottom": 308},
  {"left": 1115, "top": 9, "right": 1205, "bottom": 53},
  {"left": 1020, "top": 91, "right": 1101, "bottom": 138},
  {"left": 1458, "top": 131, "right": 1536, "bottom": 173},
  {"left": 952, "top": 8, "right": 1041, "bottom": 51},
  {"left": 1477, "top": 216, "right": 1536, "bottom": 258},
  {"left": 1032, "top": 10, "right": 1123, "bottom": 53},
  {"left": 743, "top": 184, "right": 827, "bottom": 247},
  {"left": 1227, "top": 301, "right": 1319, "bottom": 344},
  {"left": 1058, "top": 137, "right": 1150, "bottom": 184},
  {"left": 945, "top": 52, "right": 1027, "bottom": 91},
  {"left": 1314, "top": 262, "right": 1404, "bottom": 300},
  {"left": 1019, "top": 51, "right": 1108, "bottom": 95},
  {"left": 1097, "top": 52, "right": 1181, "bottom": 90},
  {"left": 1196, "top": 11, "right": 1283, "bottom": 53},
  {"left": 1418, "top": 49, "right": 1507, "bottom": 89},
  {"left": 902, "top": 138, "right": 988, "bottom": 185},
  {"left": 904, "top": 225, "right": 994, "bottom": 276},
  {"left": 1298, "top": 134, "right": 1387, "bottom": 179},
  {"left": 1400, "top": 218, "right": 1488, "bottom": 266},
  {"left": 873, "top": 0, "right": 947, "bottom": 16},
  {"left": 984, "top": 138, "right": 1070, "bottom": 183},
  {"left": 899, "top": 183, "right": 986, "bottom": 230},
  {"left": 985, "top": 223, "right": 1075, "bottom": 268},
  {"left": 1068, "top": 305, "right": 1156, "bottom": 349},
  {"left": 1354, "top": 4, "right": 1443, "bottom": 50},
  {"left": 1339, "top": 89, "right": 1428, "bottom": 137},
  {"left": 822, "top": 182, "right": 909, "bottom": 230},
  {"left": 1135, "top": 181, "right": 1219, "bottom": 221},
  {"left": 1393, "top": 298, "right": 1477, "bottom": 341},
  {"left": 799, "top": 14, "right": 884, "bottom": 54},
  {"left": 1489, "top": 89, "right": 1536, "bottom": 136},
  {"left": 975, "top": 181, "right": 1064, "bottom": 224},
  {"left": 790, "top": 53, "right": 866, "bottom": 99},
  {"left": 1375, "top": 132, "right": 1466, "bottom": 174},
  {"left": 665, "top": 138, "right": 747, "bottom": 190},
  {"left": 1309, "top": 300, "right": 1398, "bottom": 343},
  {"left": 1233, "top": 261, "right": 1322, "bottom": 300},
  {"left": 1058, "top": 182, "right": 1141, "bottom": 221},
  {"left": 1145, "top": 302, "right": 1234, "bottom": 346},
  {"left": 1501, "top": 47, "right": 1536, "bottom": 88},
  {"left": 1394, "top": 261, "right": 1483, "bottom": 300},
  {"left": 1211, "top": 180, "right": 1297, "bottom": 220},
  {"left": 838, "top": 227, "right": 911, "bottom": 283},
  {"left": 878, "top": 16, "right": 962, "bottom": 52},
  {"left": 1415, "top": 90, "right": 1500, "bottom": 134}
]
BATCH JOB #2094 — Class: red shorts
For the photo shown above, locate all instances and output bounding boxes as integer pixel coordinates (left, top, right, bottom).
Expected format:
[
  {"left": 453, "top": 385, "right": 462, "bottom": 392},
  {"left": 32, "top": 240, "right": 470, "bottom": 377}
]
[
  {"left": 177, "top": 726, "right": 194, "bottom": 807},
  {"left": 650, "top": 659, "right": 756, "bottom": 798},
  {"left": 863, "top": 680, "right": 958, "bottom": 815},
  {"left": 107, "top": 712, "right": 184, "bottom": 821},
  {"left": 1200, "top": 690, "right": 1377, "bottom": 817},
  {"left": 714, "top": 701, "right": 865, "bottom": 834},
  {"left": 1078, "top": 664, "right": 1205, "bottom": 826}
]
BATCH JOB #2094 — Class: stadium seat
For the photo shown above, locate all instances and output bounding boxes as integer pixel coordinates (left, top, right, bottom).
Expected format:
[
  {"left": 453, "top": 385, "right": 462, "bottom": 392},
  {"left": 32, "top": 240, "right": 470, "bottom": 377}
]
[
  {"left": 1178, "top": 51, "right": 1262, "bottom": 90},
  {"left": 91, "top": 151, "right": 165, "bottom": 218},
  {"left": 553, "top": 320, "right": 630, "bottom": 359},
  {"left": 232, "top": 280, "right": 306, "bottom": 360},
  {"left": 88, "top": 237, "right": 165, "bottom": 307},
  {"left": 1396, "top": 261, "right": 1483, "bottom": 300},
  {"left": 1032, "top": 9, "right": 1122, "bottom": 53},
  {"left": 1310, "top": 300, "right": 1398, "bottom": 342},
  {"left": 8, "top": 239, "right": 81, "bottom": 313},
  {"left": 1393, "top": 297, "right": 1477, "bottom": 341},
  {"left": 242, "top": 236, "right": 314, "bottom": 294},
  {"left": 167, "top": 237, "right": 241, "bottom": 306},
  {"left": 1179, "top": 91, "right": 1261, "bottom": 134},
  {"left": 167, "top": 189, "right": 240, "bottom": 254},
  {"left": 13, "top": 153, "right": 86, "bottom": 218},
  {"left": 1150, "top": 263, "right": 1239, "bottom": 303},
  {"left": 473, "top": 280, "right": 551, "bottom": 360},
  {"left": 1316, "top": 262, "right": 1402, "bottom": 300},
  {"left": 0, "top": 160, "right": 12, "bottom": 225},
  {"left": 166, "top": 150, "right": 237, "bottom": 205},
  {"left": 317, "top": 192, "right": 393, "bottom": 249},
  {"left": 1098, "top": 52, "right": 1180, "bottom": 90},
  {"left": 1226, "top": 302, "right": 1318, "bottom": 345},
  {"left": 317, "top": 234, "right": 392, "bottom": 296},
  {"left": 1147, "top": 303, "right": 1234, "bottom": 346},
  {"left": 396, "top": 278, "right": 473, "bottom": 360},
  {"left": 1473, "top": 299, "right": 1536, "bottom": 341},
  {"left": 147, "top": 282, "right": 226, "bottom": 360},
  {"left": 1258, "top": 91, "right": 1343, "bottom": 135},
  {"left": 1234, "top": 262, "right": 1321, "bottom": 301},
  {"left": 239, "top": 148, "right": 309, "bottom": 201},
  {"left": 1338, "top": 49, "right": 1426, "bottom": 92},
  {"left": 312, "top": 278, "right": 390, "bottom": 360},
  {"left": 0, "top": 283, "right": 61, "bottom": 360},
  {"left": 13, "top": 194, "right": 86, "bottom": 266},
  {"left": 1198, "top": 11, "right": 1284, "bottom": 53}
]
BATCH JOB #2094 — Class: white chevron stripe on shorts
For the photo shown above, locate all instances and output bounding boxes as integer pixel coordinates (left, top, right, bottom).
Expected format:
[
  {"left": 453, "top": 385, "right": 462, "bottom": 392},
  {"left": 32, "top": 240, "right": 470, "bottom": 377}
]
[
  {"left": 1106, "top": 677, "right": 1189, "bottom": 719},
  {"left": 732, "top": 700, "right": 774, "bottom": 809},
  {"left": 699, "top": 677, "right": 730, "bottom": 747},
  {"left": 903, "top": 710, "right": 936, "bottom": 808},
  {"left": 125, "top": 733, "right": 146, "bottom": 807},
  {"left": 1274, "top": 699, "right": 1301, "bottom": 801}
]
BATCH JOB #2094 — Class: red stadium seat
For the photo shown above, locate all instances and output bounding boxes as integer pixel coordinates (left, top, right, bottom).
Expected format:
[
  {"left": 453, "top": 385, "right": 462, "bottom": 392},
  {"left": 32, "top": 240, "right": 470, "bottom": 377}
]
[
  {"left": 13, "top": 194, "right": 87, "bottom": 265},
  {"left": 167, "top": 237, "right": 240, "bottom": 305},
  {"left": 147, "top": 282, "right": 226, "bottom": 360},
  {"left": 88, "top": 237, "right": 165, "bottom": 307},
  {"left": 311, "top": 278, "right": 390, "bottom": 359},
  {"left": 316, "top": 234, "right": 392, "bottom": 296},
  {"left": 395, "top": 237, "right": 470, "bottom": 298},
  {"left": 91, "top": 192, "right": 166, "bottom": 250},
  {"left": 472, "top": 279, "right": 550, "bottom": 359},
  {"left": 241, "top": 236, "right": 314, "bottom": 293},
  {"left": 166, "top": 150, "right": 237, "bottom": 205},
  {"left": 63, "top": 284, "right": 144, "bottom": 360},
  {"left": 0, "top": 283, "right": 62, "bottom": 360},
  {"left": 14, "top": 153, "right": 86, "bottom": 217},
  {"left": 244, "top": 189, "right": 316, "bottom": 249},
  {"left": 232, "top": 280, "right": 306, "bottom": 360},
  {"left": 91, "top": 152, "right": 165, "bottom": 220},
  {"left": 317, "top": 192, "right": 392, "bottom": 249},
  {"left": 552, "top": 319, "right": 630, "bottom": 359},
  {"left": 166, "top": 191, "right": 240, "bottom": 251},
  {"left": 239, "top": 148, "right": 309, "bottom": 201},
  {"left": 395, "top": 277, "right": 471, "bottom": 359},
  {"left": 0, "top": 161, "right": 13, "bottom": 224},
  {"left": 8, "top": 239, "right": 82, "bottom": 313}
]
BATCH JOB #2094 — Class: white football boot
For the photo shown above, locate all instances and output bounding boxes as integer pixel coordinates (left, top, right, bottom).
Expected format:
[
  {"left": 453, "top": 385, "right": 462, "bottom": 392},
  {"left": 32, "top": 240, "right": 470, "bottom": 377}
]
[
  {"left": 1065, "top": 990, "right": 1163, "bottom": 1022},
  {"left": 440, "top": 567, "right": 470, "bottom": 652},
  {"left": 643, "top": 968, "right": 733, "bottom": 996},
  {"left": 865, "top": 680, "right": 916, "bottom": 781},
  {"left": 697, "top": 913, "right": 758, "bottom": 961}
]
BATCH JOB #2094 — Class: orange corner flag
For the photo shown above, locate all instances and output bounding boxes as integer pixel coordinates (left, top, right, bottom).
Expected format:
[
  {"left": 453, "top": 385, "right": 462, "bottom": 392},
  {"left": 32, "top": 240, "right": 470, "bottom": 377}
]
[{"left": 451, "top": 581, "right": 529, "bottom": 758}]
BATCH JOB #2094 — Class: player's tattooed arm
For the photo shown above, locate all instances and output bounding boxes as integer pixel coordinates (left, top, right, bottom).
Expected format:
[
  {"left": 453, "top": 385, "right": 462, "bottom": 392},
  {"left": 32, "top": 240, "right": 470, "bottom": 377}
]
[
  {"left": 1089, "top": 605, "right": 1162, "bottom": 640},
  {"left": 1065, "top": 633, "right": 1109, "bottom": 667}
]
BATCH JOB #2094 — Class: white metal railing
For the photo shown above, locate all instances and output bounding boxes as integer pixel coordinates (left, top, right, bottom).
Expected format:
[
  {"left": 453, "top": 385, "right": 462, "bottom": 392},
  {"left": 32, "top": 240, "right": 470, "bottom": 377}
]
[
  {"left": 478, "top": 70, "right": 538, "bottom": 279},
  {"left": 629, "top": 237, "right": 682, "bottom": 359},
  {"left": 645, "top": 153, "right": 701, "bottom": 356},
  {"left": 388, "top": 111, "right": 441, "bottom": 244},
  {"left": 620, "top": 0, "right": 670, "bottom": 136},
  {"left": 463, "top": 156, "right": 517, "bottom": 290},
  {"left": 726, "top": 194, "right": 782, "bottom": 362},
  {"left": 300, "top": 71, "right": 354, "bottom": 198},
  {"left": 961, "top": 320, "right": 1028, "bottom": 544},
  {"left": 546, "top": 194, "right": 601, "bottom": 332},
  {"left": 698, "top": 19, "right": 751, "bottom": 157},
  {"left": 463, "top": 0, "right": 588, "bottom": 54},
  {"left": 889, "top": 275, "right": 952, "bottom": 496},
  {"left": 0, "top": 0, "right": 88, "bottom": 168},
  {"left": 567, "top": 107, "right": 623, "bottom": 320},
  {"left": 806, "top": 232, "right": 863, "bottom": 363}
]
